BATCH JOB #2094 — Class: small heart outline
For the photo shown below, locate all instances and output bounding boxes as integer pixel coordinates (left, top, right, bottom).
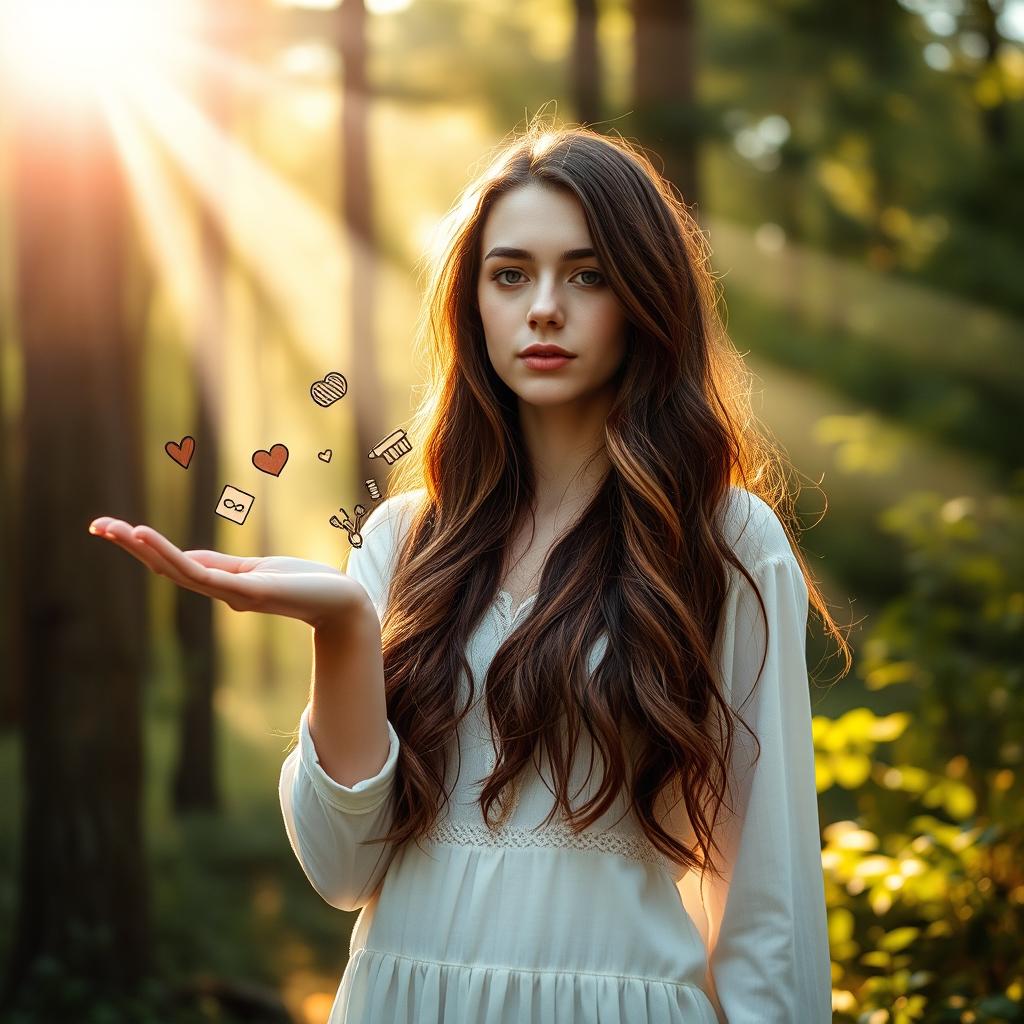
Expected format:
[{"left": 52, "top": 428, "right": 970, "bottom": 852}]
[{"left": 317, "top": 449, "right": 333, "bottom": 463}]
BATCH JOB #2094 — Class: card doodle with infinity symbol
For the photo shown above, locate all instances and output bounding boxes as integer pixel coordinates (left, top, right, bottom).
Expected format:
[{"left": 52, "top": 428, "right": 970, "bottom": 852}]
[{"left": 215, "top": 484, "right": 255, "bottom": 525}]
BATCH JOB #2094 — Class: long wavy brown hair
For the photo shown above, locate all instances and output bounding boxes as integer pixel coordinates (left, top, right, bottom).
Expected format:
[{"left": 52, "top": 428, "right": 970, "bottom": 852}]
[{"left": 360, "top": 115, "right": 851, "bottom": 883}]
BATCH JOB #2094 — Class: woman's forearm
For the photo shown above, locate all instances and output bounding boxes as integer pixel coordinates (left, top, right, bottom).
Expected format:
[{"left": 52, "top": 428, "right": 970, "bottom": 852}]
[{"left": 307, "top": 596, "right": 391, "bottom": 788}]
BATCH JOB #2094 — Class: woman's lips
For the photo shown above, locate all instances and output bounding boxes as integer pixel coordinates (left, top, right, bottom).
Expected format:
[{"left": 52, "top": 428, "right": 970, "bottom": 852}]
[{"left": 520, "top": 354, "right": 575, "bottom": 370}]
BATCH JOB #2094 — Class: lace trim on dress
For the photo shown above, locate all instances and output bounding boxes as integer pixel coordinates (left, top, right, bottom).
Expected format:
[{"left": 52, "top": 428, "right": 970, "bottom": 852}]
[
  {"left": 422, "top": 817, "right": 673, "bottom": 872},
  {"left": 448, "top": 592, "right": 675, "bottom": 874}
]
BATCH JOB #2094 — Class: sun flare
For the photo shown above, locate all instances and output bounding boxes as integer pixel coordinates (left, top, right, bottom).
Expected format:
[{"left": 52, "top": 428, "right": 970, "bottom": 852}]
[{"left": 0, "top": 0, "right": 193, "bottom": 100}]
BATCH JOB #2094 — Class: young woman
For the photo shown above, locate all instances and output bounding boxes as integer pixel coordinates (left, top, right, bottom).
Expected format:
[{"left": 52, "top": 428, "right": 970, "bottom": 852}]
[{"left": 90, "top": 120, "right": 849, "bottom": 1022}]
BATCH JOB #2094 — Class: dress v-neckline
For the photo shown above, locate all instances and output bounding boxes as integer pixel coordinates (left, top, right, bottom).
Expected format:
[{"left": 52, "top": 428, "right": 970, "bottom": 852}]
[{"left": 497, "top": 588, "right": 539, "bottom": 623}]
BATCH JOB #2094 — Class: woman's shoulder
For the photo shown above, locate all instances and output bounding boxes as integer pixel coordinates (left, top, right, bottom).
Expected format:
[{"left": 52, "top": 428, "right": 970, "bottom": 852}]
[
  {"left": 714, "top": 485, "right": 797, "bottom": 571},
  {"left": 358, "top": 487, "right": 428, "bottom": 550},
  {"left": 344, "top": 488, "right": 428, "bottom": 609}
]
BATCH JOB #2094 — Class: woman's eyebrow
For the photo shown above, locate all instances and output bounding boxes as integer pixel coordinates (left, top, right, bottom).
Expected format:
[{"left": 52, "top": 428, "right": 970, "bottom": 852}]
[{"left": 483, "top": 246, "right": 596, "bottom": 262}]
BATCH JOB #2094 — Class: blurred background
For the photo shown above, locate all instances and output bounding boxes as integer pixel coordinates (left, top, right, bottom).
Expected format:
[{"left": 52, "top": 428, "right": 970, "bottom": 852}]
[{"left": 0, "top": 0, "right": 1022, "bottom": 1021}]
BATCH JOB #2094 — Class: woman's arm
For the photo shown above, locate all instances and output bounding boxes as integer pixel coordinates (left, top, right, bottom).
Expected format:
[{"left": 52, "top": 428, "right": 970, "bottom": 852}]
[
  {"left": 278, "top": 491, "right": 421, "bottom": 912},
  {"left": 308, "top": 602, "right": 389, "bottom": 788},
  {"left": 278, "top": 687, "right": 400, "bottom": 913},
  {"left": 678, "top": 494, "right": 832, "bottom": 1022},
  {"left": 90, "top": 489, "right": 422, "bottom": 913}
]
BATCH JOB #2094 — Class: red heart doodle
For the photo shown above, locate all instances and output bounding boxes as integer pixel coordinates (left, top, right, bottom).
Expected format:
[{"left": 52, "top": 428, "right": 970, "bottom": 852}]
[
  {"left": 165, "top": 435, "right": 195, "bottom": 469},
  {"left": 252, "top": 443, "right": 289, "bottom": 477}
]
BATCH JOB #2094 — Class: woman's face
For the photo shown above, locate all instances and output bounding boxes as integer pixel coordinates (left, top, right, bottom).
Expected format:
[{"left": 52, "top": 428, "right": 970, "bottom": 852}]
[{"left": 476, "top": 183, "right": 628, "bottom": 410}]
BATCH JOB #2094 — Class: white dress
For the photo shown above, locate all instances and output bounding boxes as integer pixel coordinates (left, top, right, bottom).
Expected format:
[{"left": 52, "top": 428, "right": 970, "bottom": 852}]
[{"left": 278, "top": 486, "right": 832, "bottom": 1023}]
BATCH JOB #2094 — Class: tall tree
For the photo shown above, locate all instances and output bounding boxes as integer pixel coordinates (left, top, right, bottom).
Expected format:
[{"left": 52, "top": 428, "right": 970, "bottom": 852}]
[
  {"left": 337, "top": 0, "right": 388, "bottom": 480},
  {"left": 171, "top": 23, "right": 234, "bottom": 813},
  {"left": 3, "top": 94, "right": 149, "bottom": 1006},
  {"left": 572, "top": 0, "right": 603, "bottom": 126},
  {"left": 0, "top": 220, "right": 23, "bottom": 730},
  {"left": 970, "top": 0, "right": 1010, "bottom": 151},
  {"left": 632, "top": 0, "right": 700, "bottom": 206}
]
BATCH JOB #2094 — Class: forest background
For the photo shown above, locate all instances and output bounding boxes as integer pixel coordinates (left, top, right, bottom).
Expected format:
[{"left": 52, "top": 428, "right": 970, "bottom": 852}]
[{"left": 0, "top": 0, "right": 1022, "bottom": 1021}]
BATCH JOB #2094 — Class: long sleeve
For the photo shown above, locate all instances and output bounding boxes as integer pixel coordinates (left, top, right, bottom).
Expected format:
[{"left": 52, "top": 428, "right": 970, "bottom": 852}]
[
  {"left": 279, "top": 706, "right": 401, "bottom": 912},
  {"left": 278, "top": 489, "right": 424, "bottom": 913},
  {"left": 679, "top": 540, "right": 831, "bottom": 1022}
]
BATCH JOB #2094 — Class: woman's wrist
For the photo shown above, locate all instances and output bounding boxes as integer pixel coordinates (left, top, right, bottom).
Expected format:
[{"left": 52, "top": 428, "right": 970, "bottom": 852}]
[{"left": 311, "top": 591, "right": 380, "bottom": 645}]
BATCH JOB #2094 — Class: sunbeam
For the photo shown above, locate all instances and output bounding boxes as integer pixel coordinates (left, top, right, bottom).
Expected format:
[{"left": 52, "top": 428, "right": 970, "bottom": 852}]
[
  {"left": 119, "top": 71, "right": 357, "bottom": 365},
  {"left": 102, "top": 92, "right": 207, "bottom": 347},
  {"left": 161, "top": 32, "right": 338, "bottom": 104}
]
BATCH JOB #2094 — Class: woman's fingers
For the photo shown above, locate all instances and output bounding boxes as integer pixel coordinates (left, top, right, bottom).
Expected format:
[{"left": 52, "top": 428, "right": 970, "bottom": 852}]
[
  {"left": 130, "top": 529, "right": 199, "bottom": 586},
  {"left": 97, "top": 520, "right": 162, "bottom": 571},
  {"left": 101, "top": 524, "right": 209, "bottom": 596},
  {"left": 140, "top": 536, "right": 246, "bottom": 605},
  {"left": 131, "top": 527, "right": 235, "bottom": 596},
  {"left": 93, "top": 521, "right": 248, "bottom": 580},
  {"left": 134, "top": 528, "right": 258, "bottom": 607},
  {"left": 182, "top": 549, "right": 257, "bottom": 573},
  {"left": 90, "top": 520, "right": 259, "bottom": 609},
  {"left": 132, "top": 526, "right": 203, "bottom": 580},
  {"left": 93, "top": 520, "right": 231, "bottom": 602},
  {"left": 113, "top": 524, "right": 198, "bottom": 589}
]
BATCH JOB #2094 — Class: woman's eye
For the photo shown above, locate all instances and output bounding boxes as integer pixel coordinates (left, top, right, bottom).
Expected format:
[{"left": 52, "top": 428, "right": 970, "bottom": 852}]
[
  {"left": 491, "top": 268, "right": 604, "bottom": 287},
  {"left": 494, "top": 269, "right": 526, "bottom": 285}
]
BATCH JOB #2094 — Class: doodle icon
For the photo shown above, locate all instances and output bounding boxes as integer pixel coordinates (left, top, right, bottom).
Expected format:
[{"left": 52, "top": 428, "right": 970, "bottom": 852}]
[
  {"left": 330, "top": 504, "right": 368, "bottom": 549},
  {"left": 310, "top": 372, "right": 348, "bottom": 407},
  {"left": 216, "top": 485, "right": 254, "bottom": 525},
  {"left": 252, "top": 443, "right": 289, "bottom": 477},
  {"left": 365, "top": 478, "right": 381, "bottom": 501},
  {"left": 317, "top": 449, "right": 333, "bottom": 463},
  {"left": 165, "top": 435, "right": 195, "bottom": 469},
  {"left": 367, "top": 428, "right": 412, "bottom": 466}
]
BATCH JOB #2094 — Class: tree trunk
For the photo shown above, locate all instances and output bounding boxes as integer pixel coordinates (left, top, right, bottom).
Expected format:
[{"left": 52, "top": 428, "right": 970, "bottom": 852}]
[
  {"left": 571, "top": 0, "right": 602, "bottom": 127},
  {"left": 170, "top": 191, "right": 223, "bottom": 811},
  {"left": 632, "top": 0, "right": 699, "bottom": 207},
  {"left": 973, "top": 0, "right": 1008, "bottom": 152},
  {"left": 3, "top": 95, "right": 149, "bottom": 1007},
  {"left": 253, "top": 281, "right": 277, "bottom": 696},
  {"left": 337, "top": 0, "right": 387, "bottom": 484},
  {"left": 0, "top": 239, "right": 23, "bottom": 730},
  {"left": 171, "top": 147, "right": 228, "bottom": 815}
]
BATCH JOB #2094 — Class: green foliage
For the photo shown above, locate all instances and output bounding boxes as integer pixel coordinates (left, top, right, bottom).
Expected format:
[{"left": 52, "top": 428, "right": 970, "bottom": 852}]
[
  {"left": 4, "top": 945, "right": 206, "bottom": 1024},
  {"left": 0, "top": 682, "right": 346, "bottom": 1024},
  {"left": 818, "top": 486, "right": 1024, "bottom": 1022},
  {"left": 725, "top": 285, "right": 1021, "bottom": 479}
]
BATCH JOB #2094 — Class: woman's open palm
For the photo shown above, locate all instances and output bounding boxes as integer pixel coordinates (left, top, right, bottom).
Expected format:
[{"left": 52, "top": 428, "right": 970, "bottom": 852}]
[{"left": 89, "top": 517, "right": 370, "bottom": 630}]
